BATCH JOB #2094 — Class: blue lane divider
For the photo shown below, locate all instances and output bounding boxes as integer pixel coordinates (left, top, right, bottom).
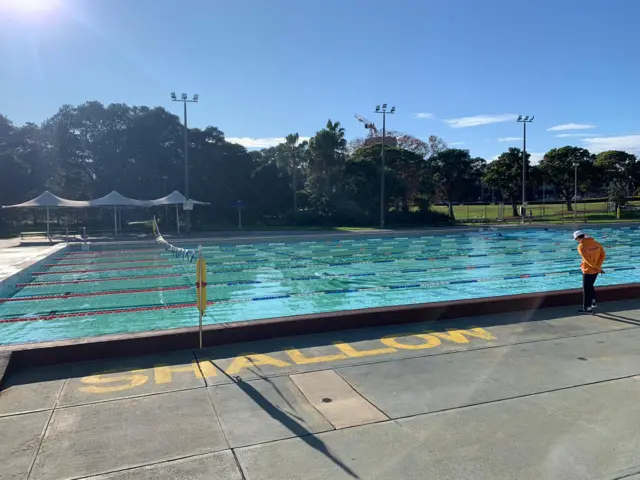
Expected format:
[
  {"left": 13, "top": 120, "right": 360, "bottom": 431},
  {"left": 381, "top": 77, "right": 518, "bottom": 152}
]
[
  {"left": 7, "top": 264, "right": 638, "bottom": 316},
  {"left": 203, "top": 262, "right": 634, "bottom": 292},
  {"left": 188, "top": 264, "right": 640, "bottom": 307}
]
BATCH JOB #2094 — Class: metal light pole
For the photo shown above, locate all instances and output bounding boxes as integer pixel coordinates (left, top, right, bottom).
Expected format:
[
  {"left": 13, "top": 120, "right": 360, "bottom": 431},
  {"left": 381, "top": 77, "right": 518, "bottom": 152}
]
[
  {"left": 573, "top": 161, "right": 579, "bottom": 222},
  {"left": 162, "top": 175, "right": 168, "bottom": 224},
  {"left": 374, "top": 104, "right": 395, "bottom": 228},
  {"left": 516, "top": 115, "right": 534, "bottom": 224},
  {"left": 171, "top": 92, "right": 199, "bottom": 235}
]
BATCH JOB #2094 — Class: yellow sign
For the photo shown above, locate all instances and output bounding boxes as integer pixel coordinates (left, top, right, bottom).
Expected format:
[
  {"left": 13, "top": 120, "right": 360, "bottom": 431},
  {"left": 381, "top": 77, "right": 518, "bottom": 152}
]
[{"left": 196, "top": 256, "right": 207, "bottom": 314}]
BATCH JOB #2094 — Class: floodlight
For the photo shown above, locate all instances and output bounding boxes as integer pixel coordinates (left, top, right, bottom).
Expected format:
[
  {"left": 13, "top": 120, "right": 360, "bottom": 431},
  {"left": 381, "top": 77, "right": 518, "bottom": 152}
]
[
  {"left": 181, "top": 93, "right": 187, "bottom": 100},
  {"left": 382, "top": 103, "right": 387, "bottom": 109},
  {"left": 171, "top": 92, "right": 176, "bottom": 100},
  {"left": 193, "top": 94, "right": 199, "bottom": 101}
]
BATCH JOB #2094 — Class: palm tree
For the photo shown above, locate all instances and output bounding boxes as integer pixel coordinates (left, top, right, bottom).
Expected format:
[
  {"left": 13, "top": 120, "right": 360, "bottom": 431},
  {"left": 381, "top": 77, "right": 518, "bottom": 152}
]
[
  {"left": 309, "top": 120, "right": 347, "bottom": 195},
  {"left": 285, "top": 133, "right": 299, "bottom": 217}
]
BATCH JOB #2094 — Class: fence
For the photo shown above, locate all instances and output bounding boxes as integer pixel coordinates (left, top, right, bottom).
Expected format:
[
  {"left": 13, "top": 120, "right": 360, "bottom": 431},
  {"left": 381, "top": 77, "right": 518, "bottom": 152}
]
[{"left": 433, "top": 200, "right": 639, "bottom": 225}]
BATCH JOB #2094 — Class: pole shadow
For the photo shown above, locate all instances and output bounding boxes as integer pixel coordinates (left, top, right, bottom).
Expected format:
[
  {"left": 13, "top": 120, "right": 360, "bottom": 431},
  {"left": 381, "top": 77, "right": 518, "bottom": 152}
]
[{"left": 221, "top": 369, "right": 360, "bottom": 479}]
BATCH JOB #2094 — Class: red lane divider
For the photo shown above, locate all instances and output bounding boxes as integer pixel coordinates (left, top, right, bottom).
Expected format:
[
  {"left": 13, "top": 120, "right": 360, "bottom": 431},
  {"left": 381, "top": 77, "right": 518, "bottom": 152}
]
[
  {"left": 17, "top": 273, "right": 182, "bottom": 287},
  {"left": 0, "top": 285, "right": 191, "bottom": 303},
  {"left": 64, "top": 248, "right": 161, "bottom": 257},
  {"left": 0, "top": 302, "right": 205, "bottom": 324},
  {"left": 33, "top": 265, "right": 172, "bottom": 276},
  {"left": 50, "top": 258, "right": 168, "bottom": 267}
]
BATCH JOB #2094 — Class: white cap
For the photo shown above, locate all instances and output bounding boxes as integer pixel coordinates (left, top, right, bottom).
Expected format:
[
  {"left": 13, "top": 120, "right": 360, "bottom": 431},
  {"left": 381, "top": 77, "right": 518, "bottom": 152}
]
[{"left": 573, "top": 230, "right": 585, "bottom": 240}]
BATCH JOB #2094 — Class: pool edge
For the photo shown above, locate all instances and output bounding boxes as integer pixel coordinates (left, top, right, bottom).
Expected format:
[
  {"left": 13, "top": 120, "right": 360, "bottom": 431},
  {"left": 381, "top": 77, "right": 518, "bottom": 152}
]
[{"left": 3, "top": 282, "right": 640, "bottom": 371}]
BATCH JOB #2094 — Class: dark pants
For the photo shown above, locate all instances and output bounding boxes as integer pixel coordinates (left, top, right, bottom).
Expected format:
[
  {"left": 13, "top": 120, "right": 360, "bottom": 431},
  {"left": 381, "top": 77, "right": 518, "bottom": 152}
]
[{"left": 583, "top": 273, "right": 598, "bottom": 309}]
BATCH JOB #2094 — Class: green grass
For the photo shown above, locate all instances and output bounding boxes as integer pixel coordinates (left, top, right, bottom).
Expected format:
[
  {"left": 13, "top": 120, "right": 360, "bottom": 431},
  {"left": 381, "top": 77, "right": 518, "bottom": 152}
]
[
  {"left": 432, "top": 201, "right": 624, "bottom": 222},
  {"left": 432, "top": 201, "right": 640, "bottom": 225}
]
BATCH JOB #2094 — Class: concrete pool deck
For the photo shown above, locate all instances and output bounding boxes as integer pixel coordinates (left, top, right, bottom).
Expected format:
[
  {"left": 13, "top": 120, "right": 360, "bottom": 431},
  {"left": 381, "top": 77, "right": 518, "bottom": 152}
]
[
  {"left": 3, "top": 300, "right": 640, "bottom": 479},
  {"left": 0, "top": 239, "right": 65, "bottom": 284}
]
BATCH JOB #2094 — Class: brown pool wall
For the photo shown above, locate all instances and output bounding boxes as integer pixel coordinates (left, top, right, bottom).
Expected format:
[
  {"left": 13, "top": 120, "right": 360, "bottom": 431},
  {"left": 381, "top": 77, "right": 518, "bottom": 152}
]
[{"left": 2, "top": 283, "right": 639, "bottom": 374}]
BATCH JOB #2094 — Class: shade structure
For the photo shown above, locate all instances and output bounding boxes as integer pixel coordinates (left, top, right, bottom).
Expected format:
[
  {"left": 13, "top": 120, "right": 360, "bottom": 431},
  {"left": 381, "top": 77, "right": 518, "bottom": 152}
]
[
  {"left": 144, "top": 190, "right": 210, "bottom": 207},
  {"left": 87, "top": 191, "right": 148, "bottom": 235},
  {"left": 1, "top": 191, "right": 88, "bottom": 236},
  {"left": 2, "top": 190, "right": 210, "bottom": 237},
  {"left": 1, "top": 191, "right": 89, "bottom": 208},
  {"left": 88, "top": 190, "right": 149, "bottom": 207}
]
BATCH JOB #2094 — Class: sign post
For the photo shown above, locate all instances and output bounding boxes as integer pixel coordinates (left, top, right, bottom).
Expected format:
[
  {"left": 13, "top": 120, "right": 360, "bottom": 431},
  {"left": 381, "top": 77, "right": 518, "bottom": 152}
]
[
  {"left": 229, "top": 200, "right": 246, "bottom": 230},
  {"left": 195, "top": 245, "right": 207, "bottom": 349}
]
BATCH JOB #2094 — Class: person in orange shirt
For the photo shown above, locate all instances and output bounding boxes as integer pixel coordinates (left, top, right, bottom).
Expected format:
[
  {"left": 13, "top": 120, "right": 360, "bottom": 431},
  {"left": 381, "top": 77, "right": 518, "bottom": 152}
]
[{"left": 573, "top": 230, "right": 606, "bottom": 314}]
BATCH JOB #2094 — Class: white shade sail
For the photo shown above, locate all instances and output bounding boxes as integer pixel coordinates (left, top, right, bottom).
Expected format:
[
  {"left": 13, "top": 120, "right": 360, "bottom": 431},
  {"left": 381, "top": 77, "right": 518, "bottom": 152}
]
[
  {"left": 2, "top": 190, "right": 209, "bottom": 237},
  {"left": 2, "top": 190, "right": 209, "bottom": 208},
  {"left": 88, "top": 190, "right": 148, "bottom": 207},
  {"left": 145, "top": 190, "right": 210, "bottom": 206},
  {"left": 1, "top": 191, "right": 89, "bottom": 208}
]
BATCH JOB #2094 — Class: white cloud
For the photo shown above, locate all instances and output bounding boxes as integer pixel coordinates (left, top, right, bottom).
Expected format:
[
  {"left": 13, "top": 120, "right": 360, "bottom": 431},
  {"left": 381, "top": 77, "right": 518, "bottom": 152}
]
[
  {"left": 581, "top": 135, "right": 640, "bottom": 153},
  {"left": 529, "top": 152, "right": 544, "bottom": 165},
  {"left": 443, "top": 114, "right": 518, "bottom": 128},
  {"left": 554, "top": 133, "right": 593, "bottom": 138},
  {"left": 226, "top": 136, "right": 310, "bottom": 149},
  {"left": 448, "top": 141, "right": 465, "bottom": 146},
  {"left": 547, "top": 123, "right": 596, "bottom": 131},
  {"left": 414, "top": 112, "right": 434, "bottom": 119},
  {"left": 497, "top": 137, "right": 523, "bottom": 142}
]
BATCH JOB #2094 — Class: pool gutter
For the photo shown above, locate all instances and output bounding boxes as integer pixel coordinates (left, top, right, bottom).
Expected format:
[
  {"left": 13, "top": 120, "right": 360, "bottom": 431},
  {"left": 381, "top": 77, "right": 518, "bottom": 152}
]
[{"left": 3, "top": 282, "right": 640, "bottom": 372}]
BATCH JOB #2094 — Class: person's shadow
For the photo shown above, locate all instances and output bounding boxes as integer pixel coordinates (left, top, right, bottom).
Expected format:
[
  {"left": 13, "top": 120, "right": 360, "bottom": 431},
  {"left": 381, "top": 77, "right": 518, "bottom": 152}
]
[{"left": 229, "top": 370, "right": 359, "bottom": 479}]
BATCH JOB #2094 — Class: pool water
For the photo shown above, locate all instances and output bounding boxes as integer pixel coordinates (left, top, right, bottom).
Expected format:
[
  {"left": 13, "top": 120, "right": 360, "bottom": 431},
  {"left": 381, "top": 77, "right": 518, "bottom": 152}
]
[{"left": 1, "top": 227, "right": 638, "bottom": 345}]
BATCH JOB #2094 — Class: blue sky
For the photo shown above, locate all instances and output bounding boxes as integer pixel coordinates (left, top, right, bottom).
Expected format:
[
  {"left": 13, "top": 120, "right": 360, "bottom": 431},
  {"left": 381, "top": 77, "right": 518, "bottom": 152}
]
[{"left": 1, "top": 0, "right": 639, "bottom": 163}]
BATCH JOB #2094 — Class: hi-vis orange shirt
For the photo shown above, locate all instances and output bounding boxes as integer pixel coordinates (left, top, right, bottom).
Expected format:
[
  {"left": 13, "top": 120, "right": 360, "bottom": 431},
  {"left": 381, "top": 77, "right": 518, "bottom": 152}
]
[{"left": 577, "top": 237, "right": 606, "bottom": 274}]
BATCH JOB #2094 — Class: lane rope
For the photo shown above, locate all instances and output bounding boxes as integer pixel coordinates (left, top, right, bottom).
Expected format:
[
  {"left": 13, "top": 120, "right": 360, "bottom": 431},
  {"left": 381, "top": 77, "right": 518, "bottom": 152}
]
[{"left": 2, "top": 265, "right": 636, "bottom": 323}]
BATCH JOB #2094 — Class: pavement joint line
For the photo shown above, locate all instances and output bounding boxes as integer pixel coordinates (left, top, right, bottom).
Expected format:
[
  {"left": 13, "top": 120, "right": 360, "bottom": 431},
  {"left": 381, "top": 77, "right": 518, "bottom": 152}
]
[
  {"left": 386, "top": 372, "right": 640, "bottom": 424},
  {"left": 284, "top": 370, "right": 339, "bottom": 432},
  {"left": 332, "top": 369, "right": 390, "bottom": 422},
  {"left": 28, "top": 320, "right": 636, "bottom": 407},
  {"left": 231, "top": 449, "right": 249, "bottom": 480},
  {"left": 53, "top": 384, "right": 209, "bottom": 411},
  {"left": 5, "top": 317, "right": 640, "bottom": 413},
  {"left": 226, "top": 373, "right": 640, "bottom": 453},
  {"left": 610, "top": 467, "right": 640, "bottom": 480},
  {"left": 194, "top": 321, "right": 640, "bottom": 388},
  {"left": 0, "top": 407, "right": 52, "bottom": 419},
  {"left": 194, "top": 350, "right": 233, "bottom": 450},
  {"left": 6, "top": 315, "right": 640, "bottom": 389},
  {"left": 26, "top": 377, "right": 66, "bottom": 480},
  {"left": 66, "top": 449, "right": 232, "bottom": 480}
]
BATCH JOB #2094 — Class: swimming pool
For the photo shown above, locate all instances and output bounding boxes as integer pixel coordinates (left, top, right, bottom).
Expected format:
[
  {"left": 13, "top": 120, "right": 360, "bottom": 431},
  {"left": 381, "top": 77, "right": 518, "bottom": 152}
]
[{"left": 1, "top": 227, "right": 639, "bottom": 345}]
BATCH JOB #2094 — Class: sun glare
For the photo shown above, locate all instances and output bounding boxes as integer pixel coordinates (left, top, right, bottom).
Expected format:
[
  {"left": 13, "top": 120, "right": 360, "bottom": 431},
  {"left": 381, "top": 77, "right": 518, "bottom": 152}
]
[{"left": 1, "top": 0, "right": 60, "bottom": 12}]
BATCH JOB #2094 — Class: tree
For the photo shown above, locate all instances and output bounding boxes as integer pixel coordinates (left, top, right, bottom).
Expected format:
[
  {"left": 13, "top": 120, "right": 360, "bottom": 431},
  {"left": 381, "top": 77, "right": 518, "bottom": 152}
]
[
  {"left": 595, "top": 150, "right": 639, "bottom": 197},
  {"left": 483, "top": 148, "right": 531, "bottom": 217},
  {"left": 0, "top": 102, "right": 487, "bottom": 232},
  {"left": 426, "top": 148, "right": 482, "bottom": 220},
  {"left": 308, "top": 120, "right": 347, "bottom": 197},
  {"left": 392, "top": 133, "right": 447, "bottom": 159},
  {"left": 284, "top": 133, "right": 300, "bottom": 216},
  {"left": 348, "top": 144, "right": 432, "bottom": 215},
  {"left": 538, "top": 146, "right": 593, "bottom": 211}
]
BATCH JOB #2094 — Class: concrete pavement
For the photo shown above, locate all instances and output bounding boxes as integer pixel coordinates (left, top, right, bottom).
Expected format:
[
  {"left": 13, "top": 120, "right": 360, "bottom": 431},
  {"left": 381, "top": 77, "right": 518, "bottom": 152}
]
[{"left": 2, "top": 301, "right": 640, "bottom": 479}]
